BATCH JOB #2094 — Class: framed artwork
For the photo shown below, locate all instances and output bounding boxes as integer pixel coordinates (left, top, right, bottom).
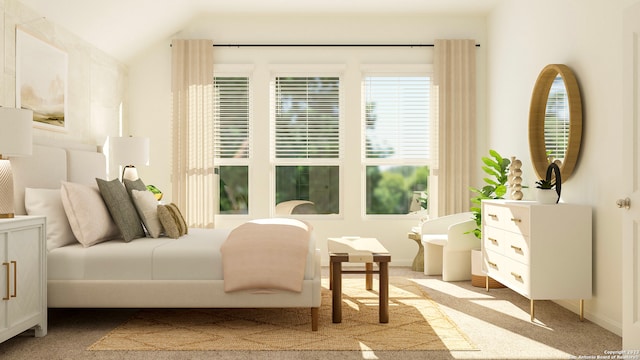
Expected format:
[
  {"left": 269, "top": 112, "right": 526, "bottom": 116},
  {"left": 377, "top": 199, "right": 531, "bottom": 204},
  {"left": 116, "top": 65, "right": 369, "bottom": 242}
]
[{"left": 16, "top": 28, "right": 68, "bottom": 132}]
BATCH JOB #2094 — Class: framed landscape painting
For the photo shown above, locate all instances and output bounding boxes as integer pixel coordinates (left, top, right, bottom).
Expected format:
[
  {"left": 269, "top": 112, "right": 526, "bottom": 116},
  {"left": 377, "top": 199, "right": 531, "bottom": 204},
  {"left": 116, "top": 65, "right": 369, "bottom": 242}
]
[{"left": 16, "top": 28, "right": 68, "bottom": 132}]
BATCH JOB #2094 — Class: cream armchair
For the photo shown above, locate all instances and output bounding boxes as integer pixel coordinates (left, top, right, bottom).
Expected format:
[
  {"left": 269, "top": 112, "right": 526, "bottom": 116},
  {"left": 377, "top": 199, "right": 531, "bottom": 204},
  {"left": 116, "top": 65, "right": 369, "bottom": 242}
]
[{"left": 420, "top": 212, "right": 479, "bottom": 281}]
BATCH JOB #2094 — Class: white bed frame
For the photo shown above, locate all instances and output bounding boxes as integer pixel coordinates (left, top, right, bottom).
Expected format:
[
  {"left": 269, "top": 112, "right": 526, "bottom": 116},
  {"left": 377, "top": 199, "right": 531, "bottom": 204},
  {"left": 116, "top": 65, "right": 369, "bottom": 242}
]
[{"left": 12, "top": 142, "right": 322, "bottom": 330}]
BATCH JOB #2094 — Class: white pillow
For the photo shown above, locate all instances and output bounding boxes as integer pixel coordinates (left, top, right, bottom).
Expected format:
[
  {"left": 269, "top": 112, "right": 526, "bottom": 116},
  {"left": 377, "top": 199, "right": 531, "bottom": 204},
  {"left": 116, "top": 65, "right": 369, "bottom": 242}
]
[
  {"left": 60, "top": 181, "right": 120, "bottom": 247},
  {"left": 131, "top": 189, "right": 163, "bottom": 238},
  {"left": 25, "top": 187, "right": 77, "bottom": 250}
]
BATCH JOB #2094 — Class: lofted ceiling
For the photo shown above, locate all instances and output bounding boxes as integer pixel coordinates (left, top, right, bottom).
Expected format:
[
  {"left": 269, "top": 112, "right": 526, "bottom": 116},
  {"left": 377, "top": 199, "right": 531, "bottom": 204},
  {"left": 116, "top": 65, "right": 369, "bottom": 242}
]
[{"left": 18, "top": 0, "right": 501, "bottom": 63}]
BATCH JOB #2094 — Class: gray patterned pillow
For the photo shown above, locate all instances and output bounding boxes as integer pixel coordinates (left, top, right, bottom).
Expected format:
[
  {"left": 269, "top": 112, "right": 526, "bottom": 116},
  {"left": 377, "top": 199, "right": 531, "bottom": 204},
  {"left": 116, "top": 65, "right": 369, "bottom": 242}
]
[{"left": 96, "top": 178, "right": 145, "bottom": 242}]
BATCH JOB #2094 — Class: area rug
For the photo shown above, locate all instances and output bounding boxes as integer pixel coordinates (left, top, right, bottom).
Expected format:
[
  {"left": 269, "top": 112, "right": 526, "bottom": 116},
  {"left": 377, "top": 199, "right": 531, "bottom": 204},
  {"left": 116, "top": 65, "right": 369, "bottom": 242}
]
[{"left": 88, "top": 277, "right": 475, "bottom": 351}]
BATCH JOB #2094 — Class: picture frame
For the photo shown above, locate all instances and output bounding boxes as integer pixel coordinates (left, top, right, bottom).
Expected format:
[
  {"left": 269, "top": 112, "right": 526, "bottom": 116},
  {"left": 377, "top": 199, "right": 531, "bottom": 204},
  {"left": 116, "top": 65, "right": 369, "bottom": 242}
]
[{"left": 16, "top": 27, "right": 68, "bottom": 132}]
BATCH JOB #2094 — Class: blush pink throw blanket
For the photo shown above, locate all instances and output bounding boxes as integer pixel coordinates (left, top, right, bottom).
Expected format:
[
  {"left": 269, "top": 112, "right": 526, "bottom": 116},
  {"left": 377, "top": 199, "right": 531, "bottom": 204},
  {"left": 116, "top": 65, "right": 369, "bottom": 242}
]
[{"left": 220, "top": 218, "right": 312, "bottom": 293}]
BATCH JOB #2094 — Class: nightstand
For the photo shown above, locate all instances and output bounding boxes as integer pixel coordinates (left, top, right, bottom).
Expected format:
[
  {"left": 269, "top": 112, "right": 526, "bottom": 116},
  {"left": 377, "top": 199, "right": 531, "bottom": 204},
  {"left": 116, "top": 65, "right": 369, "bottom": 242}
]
[{"left": 0, "top": 216, "right": 47, "bottom": 343}]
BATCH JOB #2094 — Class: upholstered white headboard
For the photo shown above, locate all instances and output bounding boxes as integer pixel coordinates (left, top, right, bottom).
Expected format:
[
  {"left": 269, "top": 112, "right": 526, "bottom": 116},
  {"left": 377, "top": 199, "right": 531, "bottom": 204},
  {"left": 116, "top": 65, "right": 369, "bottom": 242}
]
[{"left": 11, "top": 143, "right": 106, "bottom": 215}]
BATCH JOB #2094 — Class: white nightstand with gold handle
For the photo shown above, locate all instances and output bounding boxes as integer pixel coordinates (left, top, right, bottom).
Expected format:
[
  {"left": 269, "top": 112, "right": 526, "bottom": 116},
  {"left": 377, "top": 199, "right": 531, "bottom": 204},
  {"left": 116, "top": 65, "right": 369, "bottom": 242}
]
[{"left": 0, "top": 216, "right": 47, "bottom": 343}]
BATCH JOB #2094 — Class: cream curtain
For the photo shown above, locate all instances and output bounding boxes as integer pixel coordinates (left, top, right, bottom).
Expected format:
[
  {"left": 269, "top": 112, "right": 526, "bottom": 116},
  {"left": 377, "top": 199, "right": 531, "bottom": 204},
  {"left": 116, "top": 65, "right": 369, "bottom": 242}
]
[
  {"left": 171, "top": 39, "right": 215, "bottom": 228},
  {"left": 433, "top": 39, "right": 477, "bottom": 215}
]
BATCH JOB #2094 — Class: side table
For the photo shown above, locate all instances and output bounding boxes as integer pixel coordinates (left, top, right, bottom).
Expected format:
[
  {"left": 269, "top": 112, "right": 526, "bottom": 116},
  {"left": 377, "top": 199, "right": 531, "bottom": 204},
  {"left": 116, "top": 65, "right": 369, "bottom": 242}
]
[{"left": 408, "top": 230, "right": 424, "bottom": 272}]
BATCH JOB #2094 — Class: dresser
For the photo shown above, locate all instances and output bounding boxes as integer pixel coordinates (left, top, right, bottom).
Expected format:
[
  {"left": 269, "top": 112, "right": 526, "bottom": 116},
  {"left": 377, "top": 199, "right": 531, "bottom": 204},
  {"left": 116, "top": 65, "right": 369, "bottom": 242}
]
[
  {"left": 0, "top": 216, "right": 47, "bottom": 343},
  {"left": 481, "top": 200, "right": 591, "bottom": 321}
]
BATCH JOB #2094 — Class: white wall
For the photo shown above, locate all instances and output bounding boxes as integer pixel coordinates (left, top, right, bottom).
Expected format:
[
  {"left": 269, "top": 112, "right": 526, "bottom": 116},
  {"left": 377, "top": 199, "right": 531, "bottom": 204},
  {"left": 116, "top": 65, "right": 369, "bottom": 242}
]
[
  {"left": 4, "top": 0, "right": 127, "bottom": 148},
  {"left": 128, "top": 13, "right": 488, "bottom": 267},
  {"left": 487, "top": 0, "right": 627, "bottom": 335}
]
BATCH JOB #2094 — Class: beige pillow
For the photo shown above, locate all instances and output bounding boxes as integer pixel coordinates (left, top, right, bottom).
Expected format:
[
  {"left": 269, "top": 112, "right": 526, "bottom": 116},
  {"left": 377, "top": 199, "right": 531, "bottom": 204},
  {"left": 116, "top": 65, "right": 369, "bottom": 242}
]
[
  {"left": 25, "top": 187, "right": 77, "bottom": 250},
  {"left": 167, "top": 203, "right": 188, "bottom": 235},
  {"left": 157, "top": 205, "right": 181, "bottom": 239},
  {"left": 131, "top": 190, "right": 163, "bottom": 238},
  {"left": 60, "top": 181, "right": 120, "bottom": 247}
]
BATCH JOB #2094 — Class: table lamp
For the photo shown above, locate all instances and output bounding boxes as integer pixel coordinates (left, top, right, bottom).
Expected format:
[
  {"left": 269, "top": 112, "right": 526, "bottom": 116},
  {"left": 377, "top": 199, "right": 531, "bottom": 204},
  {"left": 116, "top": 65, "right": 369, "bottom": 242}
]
[
  {"left": 0, "top": 108, "right": 33, "bottom": 218},
  {"left": 108, "top": 136, "right": 150, "bottom": 181}
]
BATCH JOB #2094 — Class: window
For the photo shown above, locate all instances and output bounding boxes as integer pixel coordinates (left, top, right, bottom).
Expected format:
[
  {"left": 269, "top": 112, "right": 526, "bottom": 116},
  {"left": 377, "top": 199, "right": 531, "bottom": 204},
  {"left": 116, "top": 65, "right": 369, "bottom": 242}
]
[
  {"left": 363, "top": 74, "right": 433, "bottom": 215},
  {"left": 544, "top": 75, "right": 569, "bottom": 162},
  {"left": 272, "top": 76, "right": 341, "bottom": 214},
  {"left": 213, "top": 76, "right": 250, "bottom": 214}
]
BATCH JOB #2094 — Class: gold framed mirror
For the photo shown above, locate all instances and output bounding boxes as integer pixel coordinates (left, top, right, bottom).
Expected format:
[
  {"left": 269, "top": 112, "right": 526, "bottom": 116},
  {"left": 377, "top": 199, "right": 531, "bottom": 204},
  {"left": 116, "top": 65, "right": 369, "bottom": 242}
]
[{"left": 528, "top": 64, "right": 583, "bottom": 181}]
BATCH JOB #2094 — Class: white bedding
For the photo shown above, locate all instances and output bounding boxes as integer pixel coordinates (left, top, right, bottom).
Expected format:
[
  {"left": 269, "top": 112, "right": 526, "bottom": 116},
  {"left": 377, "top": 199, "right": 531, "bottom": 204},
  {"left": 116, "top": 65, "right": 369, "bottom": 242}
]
[{"left": 48, "top": 228, "right": 317, "bottom": 282}]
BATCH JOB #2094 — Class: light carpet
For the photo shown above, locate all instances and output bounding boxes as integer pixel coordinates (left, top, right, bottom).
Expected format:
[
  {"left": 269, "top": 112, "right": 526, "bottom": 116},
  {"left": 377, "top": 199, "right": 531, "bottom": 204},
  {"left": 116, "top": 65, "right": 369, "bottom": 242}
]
[{"left": 88, "top": 277, "right": 475, "bottom": 351}]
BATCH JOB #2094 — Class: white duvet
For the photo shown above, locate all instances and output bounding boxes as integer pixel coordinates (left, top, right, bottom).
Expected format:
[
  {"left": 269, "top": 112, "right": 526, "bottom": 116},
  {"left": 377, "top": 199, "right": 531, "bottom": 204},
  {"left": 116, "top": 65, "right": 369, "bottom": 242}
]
[
  {"left": 47, "top": 228, "right": 316, "bottom": 282},
  {"left": 48, "top": 228, "right": 229, "bottom": 281}
]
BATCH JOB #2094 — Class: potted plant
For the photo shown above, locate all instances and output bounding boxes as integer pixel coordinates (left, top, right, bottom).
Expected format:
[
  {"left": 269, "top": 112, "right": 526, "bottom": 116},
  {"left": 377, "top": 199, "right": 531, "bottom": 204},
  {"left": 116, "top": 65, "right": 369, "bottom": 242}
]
[
  {"left": 469, "top": 150, "right": 511, "bottom": 239},
  {"left": 535, "top": 163, "right": 561, "bottom": 204}
]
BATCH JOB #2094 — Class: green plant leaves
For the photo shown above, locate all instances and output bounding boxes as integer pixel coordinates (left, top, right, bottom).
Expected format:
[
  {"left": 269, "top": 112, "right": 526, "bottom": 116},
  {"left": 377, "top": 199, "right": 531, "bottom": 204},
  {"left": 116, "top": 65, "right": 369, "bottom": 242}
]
[{"left": 468, "top": 149, "right": 511, "bottom": 239}]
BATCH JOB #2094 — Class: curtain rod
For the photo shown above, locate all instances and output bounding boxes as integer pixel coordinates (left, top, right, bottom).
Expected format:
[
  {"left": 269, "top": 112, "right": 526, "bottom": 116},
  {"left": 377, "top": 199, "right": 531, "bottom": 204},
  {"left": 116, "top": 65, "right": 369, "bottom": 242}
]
[
  {"left": 170, "top": 43, "right": 480, "bottom": 48},
  {"left": 212, "top": 43, "right": 480, "bottom": 47}
]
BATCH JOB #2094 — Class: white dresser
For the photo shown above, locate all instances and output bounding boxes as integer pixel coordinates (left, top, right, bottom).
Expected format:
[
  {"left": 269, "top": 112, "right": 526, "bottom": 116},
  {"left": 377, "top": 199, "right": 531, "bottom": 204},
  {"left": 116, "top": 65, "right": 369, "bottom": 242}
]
[
  {"left": 481, "top": 200, "right": 591, "bottom": 321},
  {"left": 0, "top": 216, "right": 47, "bottom": 343}
]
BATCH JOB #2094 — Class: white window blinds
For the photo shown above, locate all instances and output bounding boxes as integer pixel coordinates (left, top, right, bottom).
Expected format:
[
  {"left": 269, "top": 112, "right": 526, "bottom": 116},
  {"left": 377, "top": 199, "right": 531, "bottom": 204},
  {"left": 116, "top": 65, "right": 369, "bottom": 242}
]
[
  {"left": 544, "top": 75, "right": 569, "bottom": 161},
  {"left": 363, "top": 76, "right": 431, "bottom": 161},
  {"left": 273, "top": 76, "right": 340, "bottom": 159},
  {"left": 213, "top": 76, "right": 250, "bottom": 159}
]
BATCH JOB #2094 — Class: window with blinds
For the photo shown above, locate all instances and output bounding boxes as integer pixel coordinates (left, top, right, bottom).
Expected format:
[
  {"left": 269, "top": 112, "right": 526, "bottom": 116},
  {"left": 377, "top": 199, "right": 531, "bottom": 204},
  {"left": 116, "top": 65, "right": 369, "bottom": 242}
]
[
  {"left": 363, "top": 76, "right": 431, "bottom": 161},
  {"left": 273, "top": 76, "right": 340, "bottom": 159},
  {"left": 213, "top": 76, "right": 250, "bottom": 215},
  {"left": 544, "top": 75, "right": 569, "bottom": 161},
  {"left": 213, "top": 76, "right": 250, "bottom": 159},
  {"left": 363, "top": 75, "right": 432, "bottom": 215}
]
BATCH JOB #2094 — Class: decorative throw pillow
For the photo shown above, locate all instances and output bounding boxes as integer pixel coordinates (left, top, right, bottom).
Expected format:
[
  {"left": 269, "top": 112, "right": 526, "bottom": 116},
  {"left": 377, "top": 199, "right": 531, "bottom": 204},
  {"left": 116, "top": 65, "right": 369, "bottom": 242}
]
[
  {"left": 25, "top": 187, "right": 77, "bottom": 250},
  {"left": 96, "top": 178, "right": 146, "bottom": 242},
  {"left": 131, "top": 189, "right": 163, "bottom": 238},
  {"left": 157, "top": 205, "right": 181, "bottom": 239},
  {"left": 167, "top": 203, "right": 188, "bottom": 235},
  {"left": 60, "top": 181, "right": 120, "bottom": 247},
  {"left": 123, "top": 178, "right": 147, "bottom": 199}
]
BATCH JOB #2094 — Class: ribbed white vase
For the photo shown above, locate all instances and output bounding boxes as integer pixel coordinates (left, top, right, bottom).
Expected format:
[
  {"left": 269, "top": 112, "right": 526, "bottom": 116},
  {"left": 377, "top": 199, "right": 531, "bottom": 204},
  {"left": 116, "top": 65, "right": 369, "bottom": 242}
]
[{"left": 536, "top": 188, "right": 558, "bottom": 204}]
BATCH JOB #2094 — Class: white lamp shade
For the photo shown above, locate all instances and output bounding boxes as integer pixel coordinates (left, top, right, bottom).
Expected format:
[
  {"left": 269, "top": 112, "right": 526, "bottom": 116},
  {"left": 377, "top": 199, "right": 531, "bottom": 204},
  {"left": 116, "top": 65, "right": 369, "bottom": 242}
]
[
  {"left": 0, "top": 108, "right": 33, "bottom": 157},
  {"left": 109, "top": 136, "right": 150, "bottom": 166}
]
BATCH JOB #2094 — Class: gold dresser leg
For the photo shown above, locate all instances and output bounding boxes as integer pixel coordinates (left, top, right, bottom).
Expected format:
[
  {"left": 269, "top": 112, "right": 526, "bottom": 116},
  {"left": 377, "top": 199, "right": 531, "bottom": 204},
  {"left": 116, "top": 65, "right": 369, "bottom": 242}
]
[
  {"left": 530, "top": 299, "right": 535, "bottom": 321},
  {"left": 579, "top": 299, "right": 584, "bottom": 321}
]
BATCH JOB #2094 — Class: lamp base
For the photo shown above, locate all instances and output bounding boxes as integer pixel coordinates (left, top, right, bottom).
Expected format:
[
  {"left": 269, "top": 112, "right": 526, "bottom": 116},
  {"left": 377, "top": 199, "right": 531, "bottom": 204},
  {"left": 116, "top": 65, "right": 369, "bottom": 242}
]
[
  {"left": 122, "top": 165, "right": 139, "bottom": 182},
  {"left": 0, "top": 159, "right": 16, "bottom": 218}
]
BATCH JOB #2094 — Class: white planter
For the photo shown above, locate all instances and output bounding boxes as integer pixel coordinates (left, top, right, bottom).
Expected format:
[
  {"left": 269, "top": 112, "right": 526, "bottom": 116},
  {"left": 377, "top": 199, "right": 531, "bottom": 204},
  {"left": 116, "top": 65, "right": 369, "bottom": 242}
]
[{"left": 536, "top": 188, "right": 558, "bottom": 204}]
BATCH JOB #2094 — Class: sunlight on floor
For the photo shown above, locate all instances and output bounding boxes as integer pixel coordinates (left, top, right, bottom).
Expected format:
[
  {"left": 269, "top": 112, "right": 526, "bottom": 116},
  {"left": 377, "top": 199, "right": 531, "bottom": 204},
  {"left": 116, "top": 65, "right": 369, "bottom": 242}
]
[
  {"left": 359, "top": 342, "right": 379, "bottom": 359},
  {"left": 470, "top": 299, "right": 553, "bottom": 330},
  {"left": 409, "top": 278, "right": 496, "bottom": 299}
]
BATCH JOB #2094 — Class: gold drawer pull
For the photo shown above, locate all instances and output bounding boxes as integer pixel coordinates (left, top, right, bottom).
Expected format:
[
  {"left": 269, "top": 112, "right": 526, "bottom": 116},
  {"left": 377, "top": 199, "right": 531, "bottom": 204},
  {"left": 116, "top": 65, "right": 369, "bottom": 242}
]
[
  {"left": 510, "top": 245, "right": 523, "bottom": 253},
  {"left": 11, "top": 261, "right": 16, "bottom": 298},
  {"left": 488, "top": 213, "right": 498, "bottom": 219},
  {"left": 2, "top": 262, "right": 9, "bottom": 301},
  {"left": 511, "top": 272, "right": 523, "bottom": 281},
  {"left": 510, "top": 218, "right": 522, "bottom": 223},
  {"left": 487, "top": 261, "right": 498, "bottom": 268},
  {"left": 488, "top": 237, "right": 499, "bottom": 244}
]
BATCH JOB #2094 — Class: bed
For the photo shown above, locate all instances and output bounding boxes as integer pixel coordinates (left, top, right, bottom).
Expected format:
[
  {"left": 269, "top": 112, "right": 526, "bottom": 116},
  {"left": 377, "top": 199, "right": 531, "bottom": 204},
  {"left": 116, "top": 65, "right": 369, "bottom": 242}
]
[{"left": 11, "top": 142, "right": 322, "bottom": 330}]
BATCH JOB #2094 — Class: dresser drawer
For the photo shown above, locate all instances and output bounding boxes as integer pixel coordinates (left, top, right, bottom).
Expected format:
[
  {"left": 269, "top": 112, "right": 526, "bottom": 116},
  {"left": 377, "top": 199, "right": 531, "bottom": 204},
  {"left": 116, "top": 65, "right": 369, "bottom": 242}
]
[
  {"left": 483, "top": 203, "right": 530, "bottom": 236},
  {"left": 504, "top": 233, "right": 530, "bottom": 265},
  {"left": 484, "top": 250, "right": 530, "bottom": 296},
  {"left": 483, "top": 226, "right": 505, "bottom": 255}
]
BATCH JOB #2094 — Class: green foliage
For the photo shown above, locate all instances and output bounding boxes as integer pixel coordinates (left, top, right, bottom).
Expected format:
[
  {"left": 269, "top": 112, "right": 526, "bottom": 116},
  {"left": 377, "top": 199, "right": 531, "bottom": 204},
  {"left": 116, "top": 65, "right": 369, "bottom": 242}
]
[
  {"left": 469, "top": 150, "right": 511, "bottom": 239},
  {"left": 535, "top": 179, "right": 555, "bottom": 189}
]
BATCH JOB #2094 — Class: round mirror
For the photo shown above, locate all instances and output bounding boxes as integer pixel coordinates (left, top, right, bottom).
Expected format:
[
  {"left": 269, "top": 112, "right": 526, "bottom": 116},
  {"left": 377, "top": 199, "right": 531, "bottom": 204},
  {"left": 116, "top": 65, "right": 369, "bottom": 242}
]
[{"left": 528, "top": 64, "right": 583, "bottom": 181}]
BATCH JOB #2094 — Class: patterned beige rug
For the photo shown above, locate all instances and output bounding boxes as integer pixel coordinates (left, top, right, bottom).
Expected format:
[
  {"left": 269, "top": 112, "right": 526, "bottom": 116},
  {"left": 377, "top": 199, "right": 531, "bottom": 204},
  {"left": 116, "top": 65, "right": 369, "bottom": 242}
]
[{"left": 89, "top": 277, "right": 475, "bottom": 351}]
